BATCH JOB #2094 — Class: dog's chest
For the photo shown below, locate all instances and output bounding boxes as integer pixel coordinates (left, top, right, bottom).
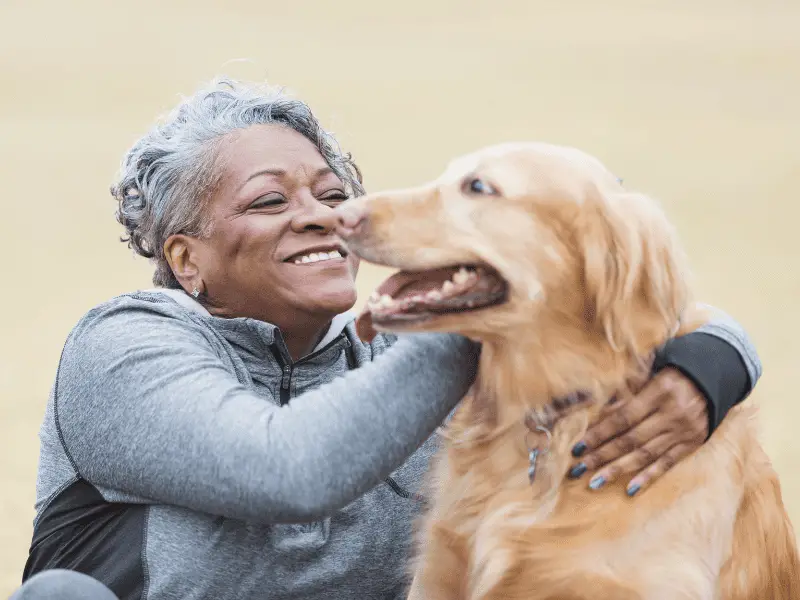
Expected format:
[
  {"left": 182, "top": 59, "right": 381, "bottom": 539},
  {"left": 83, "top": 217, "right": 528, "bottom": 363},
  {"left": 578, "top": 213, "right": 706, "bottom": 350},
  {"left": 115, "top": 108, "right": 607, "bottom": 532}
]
[
  {"left": 591, "top": 485, "right": 741, "bottom": 599},
  {"left": 453, "top": 468, "right": 743, "bottom": 600}
]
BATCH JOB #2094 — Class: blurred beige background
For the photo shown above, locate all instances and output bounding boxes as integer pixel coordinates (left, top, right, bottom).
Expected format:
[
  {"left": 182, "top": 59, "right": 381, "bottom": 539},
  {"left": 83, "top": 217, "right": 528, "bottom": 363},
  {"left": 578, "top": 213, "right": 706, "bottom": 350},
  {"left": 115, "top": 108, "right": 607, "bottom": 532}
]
[{"left": 0, "top": 0, "right": 798, "bottom": 595}]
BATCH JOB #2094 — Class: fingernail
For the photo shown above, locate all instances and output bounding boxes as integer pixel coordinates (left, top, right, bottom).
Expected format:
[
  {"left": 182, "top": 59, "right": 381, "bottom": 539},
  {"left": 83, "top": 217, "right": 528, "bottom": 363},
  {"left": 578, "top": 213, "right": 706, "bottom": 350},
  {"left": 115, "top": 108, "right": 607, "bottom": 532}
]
[
  {"left": 568, "top": 463, "right": 587, "bottom": 479},
  {"left": 589, "top": 476, "right": 606, "bottom": 490},
  {"left": 571, "top": 442, "right": 587, "bottom": 457},
  {"left": 627, "top": 483, "right": 641, "bottom": 497}
]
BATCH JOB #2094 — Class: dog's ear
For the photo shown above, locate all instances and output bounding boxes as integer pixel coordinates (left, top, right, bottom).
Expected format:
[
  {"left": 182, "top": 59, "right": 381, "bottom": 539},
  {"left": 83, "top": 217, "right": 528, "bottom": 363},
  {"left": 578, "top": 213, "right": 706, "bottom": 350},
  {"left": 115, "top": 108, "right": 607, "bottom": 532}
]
[{"left": 580, "top": 188, "right": 689, "bottom": 355}]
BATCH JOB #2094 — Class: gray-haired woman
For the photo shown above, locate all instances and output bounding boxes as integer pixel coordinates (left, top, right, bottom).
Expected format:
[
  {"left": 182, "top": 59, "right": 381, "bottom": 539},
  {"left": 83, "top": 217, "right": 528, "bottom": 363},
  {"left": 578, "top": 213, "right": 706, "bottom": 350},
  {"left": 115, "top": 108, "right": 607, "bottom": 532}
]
[{"left": 15, "top": 78, "right": 761, "bottom": 600}]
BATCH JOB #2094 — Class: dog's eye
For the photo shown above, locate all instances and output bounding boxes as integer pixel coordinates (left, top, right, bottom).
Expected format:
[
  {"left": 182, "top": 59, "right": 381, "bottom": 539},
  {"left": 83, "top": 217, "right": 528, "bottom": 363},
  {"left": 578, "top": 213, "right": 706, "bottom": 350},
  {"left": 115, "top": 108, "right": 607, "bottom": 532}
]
[{"left": 464, "top": 177, "right": 498, "bottom": 196}]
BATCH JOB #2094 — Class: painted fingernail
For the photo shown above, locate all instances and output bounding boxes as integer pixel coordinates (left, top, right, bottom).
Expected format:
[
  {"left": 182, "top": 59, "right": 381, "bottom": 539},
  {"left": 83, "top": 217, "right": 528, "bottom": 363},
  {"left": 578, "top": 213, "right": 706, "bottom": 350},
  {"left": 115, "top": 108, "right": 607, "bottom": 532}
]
[
  {"left": 589, "top": 476, "right": 606, "bottom": 490},
  {"left": 568, "top": 463, "right": 587, "bottom": 479},
  {"left": 571, "top": 442, "right": 587, "bottom": 457},
  {"left": 627, "top": 483, "right": 641, "bottom": 497}
]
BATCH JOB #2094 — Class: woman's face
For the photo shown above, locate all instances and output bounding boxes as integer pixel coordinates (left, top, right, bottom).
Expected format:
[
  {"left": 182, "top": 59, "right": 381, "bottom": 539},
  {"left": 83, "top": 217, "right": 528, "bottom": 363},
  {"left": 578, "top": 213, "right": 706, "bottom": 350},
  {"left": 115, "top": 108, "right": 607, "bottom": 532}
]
[{"left": 185, "top": 124, "right": 360, "bottom": 326}]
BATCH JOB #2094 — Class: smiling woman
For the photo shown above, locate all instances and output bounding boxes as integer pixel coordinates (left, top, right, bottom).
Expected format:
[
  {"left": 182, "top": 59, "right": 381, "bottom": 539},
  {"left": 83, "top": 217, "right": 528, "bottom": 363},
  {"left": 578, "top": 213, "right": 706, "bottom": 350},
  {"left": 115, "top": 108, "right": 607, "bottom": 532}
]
[
  {"left": 14, "top": 78, "right": 762, "bottom": 600},
  {"left": 160, "top": 124, "right": 360, "bottom": 358}
]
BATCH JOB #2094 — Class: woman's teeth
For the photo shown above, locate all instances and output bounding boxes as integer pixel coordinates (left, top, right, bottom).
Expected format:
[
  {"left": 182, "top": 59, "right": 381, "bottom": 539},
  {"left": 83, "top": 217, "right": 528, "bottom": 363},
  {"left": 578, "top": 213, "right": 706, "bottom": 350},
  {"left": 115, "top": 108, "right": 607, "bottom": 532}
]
[{"left": 293, "top": 250, "right": 344, "bottom": 265}]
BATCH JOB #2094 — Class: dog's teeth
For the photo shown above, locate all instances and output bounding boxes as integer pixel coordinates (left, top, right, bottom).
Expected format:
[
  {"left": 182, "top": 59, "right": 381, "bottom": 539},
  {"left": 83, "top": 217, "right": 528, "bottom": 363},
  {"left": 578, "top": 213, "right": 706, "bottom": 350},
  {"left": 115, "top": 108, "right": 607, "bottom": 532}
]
[
  {"left": 442, "top": 281, "right": 455, "bottom": 294},
  {"left": 379, "top": 294, "right": 394, "bottom": 308},
  {"left": 453, "top": 268, "right": 469, "bottom": 285},
  {"left": 330, "top": 250, "right": 342, "bottom": 259},
  {"left": 426, "top": 290, "right": 442, "bottom": 301},
  {"left": 301, "top": 255, "right": 312, "bottom": 263}
]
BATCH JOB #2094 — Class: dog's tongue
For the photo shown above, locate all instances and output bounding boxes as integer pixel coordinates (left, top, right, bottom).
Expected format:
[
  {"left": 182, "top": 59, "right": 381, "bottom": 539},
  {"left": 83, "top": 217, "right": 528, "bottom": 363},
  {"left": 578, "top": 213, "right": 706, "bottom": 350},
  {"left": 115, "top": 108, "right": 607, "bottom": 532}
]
[
  {"left": 355, "top": 308, "right": 377, "bottom": 342},
  {"left": 376, "top": 268, "right": 459, "bottom": 300}
]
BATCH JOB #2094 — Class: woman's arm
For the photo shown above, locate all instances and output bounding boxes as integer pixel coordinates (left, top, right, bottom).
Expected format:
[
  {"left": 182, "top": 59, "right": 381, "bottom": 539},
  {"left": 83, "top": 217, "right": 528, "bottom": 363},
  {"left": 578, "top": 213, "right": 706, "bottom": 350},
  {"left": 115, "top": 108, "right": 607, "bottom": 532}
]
[{"left": 56, "top": 297, "right": 479, "bottom": 524}]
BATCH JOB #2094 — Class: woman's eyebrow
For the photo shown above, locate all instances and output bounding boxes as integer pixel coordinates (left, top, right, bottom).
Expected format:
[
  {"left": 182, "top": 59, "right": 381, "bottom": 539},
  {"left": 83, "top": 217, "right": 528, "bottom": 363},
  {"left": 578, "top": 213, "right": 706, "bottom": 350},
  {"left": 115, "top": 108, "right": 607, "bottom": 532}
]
[{"left": 238, "top": 167, "right": 336, "bottom": 192}]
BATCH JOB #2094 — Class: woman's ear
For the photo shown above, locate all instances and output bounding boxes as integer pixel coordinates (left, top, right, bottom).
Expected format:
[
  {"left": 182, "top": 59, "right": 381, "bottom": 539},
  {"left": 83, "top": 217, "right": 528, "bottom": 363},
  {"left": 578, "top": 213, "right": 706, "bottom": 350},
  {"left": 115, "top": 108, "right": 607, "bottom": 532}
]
[
  {"left": 580, "top": 188, "right": 690, "bottom": 355},
  {"left": 164, "top": 234, "right": 202, "bottom": 292}
]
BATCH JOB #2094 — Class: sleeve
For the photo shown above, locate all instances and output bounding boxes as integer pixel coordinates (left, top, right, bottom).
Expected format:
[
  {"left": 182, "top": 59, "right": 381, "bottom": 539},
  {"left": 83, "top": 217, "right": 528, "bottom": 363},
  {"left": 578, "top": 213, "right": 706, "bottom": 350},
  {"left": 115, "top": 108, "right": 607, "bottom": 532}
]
[
  {"left": 55, "top": 301, "right": 479, "bottom": 524},
  {"left": 652, "top": 302, "right": 763, "bottom": 435}
]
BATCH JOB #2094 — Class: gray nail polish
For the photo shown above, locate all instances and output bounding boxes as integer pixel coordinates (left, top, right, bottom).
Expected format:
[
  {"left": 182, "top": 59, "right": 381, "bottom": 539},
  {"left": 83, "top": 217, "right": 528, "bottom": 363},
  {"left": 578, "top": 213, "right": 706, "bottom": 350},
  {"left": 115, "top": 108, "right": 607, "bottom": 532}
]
[
  {"left": 569, "top": 463, "right": 587, "bottom": 479},
  {"left": 571, "top": 442, "right": 587, "bottom": 457},
  {"left": 589, "top": 476, "right": 606, "bottom": 490}
]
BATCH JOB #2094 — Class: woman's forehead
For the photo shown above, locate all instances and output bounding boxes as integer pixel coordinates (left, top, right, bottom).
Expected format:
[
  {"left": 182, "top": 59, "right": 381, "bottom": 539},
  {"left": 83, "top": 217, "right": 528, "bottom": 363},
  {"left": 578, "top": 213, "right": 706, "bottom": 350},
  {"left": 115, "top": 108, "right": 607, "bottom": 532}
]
[{"left": 217, "top": 124, "right": 332, "bottom": 184}]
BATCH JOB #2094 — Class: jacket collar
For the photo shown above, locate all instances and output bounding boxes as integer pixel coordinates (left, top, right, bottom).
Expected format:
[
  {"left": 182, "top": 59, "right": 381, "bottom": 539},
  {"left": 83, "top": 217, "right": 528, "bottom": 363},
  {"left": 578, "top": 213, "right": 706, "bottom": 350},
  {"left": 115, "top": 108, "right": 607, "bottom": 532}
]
[{"left": 142, "top": 288, "right": 356, "bottom": 354}]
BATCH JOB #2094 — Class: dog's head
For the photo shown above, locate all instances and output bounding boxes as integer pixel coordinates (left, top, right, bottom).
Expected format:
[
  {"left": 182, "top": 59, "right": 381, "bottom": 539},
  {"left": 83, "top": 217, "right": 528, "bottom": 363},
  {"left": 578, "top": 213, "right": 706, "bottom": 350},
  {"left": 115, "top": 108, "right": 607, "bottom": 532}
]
[{"left": 334, "top": 142, "right": 689, "bottom": 357}]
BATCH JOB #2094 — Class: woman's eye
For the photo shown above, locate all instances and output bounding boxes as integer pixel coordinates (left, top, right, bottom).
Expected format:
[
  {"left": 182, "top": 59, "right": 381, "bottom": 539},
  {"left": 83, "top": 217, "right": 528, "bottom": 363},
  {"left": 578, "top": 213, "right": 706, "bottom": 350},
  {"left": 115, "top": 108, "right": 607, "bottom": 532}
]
[
  {"left": 249, "top": 195, "right": 286, "bottom": 209},
  {"left": 464, "top": 177, "right": 498, "bottom": 196},
  {"left": 321, "top": 192, "right": 349, "bottom": 204}
]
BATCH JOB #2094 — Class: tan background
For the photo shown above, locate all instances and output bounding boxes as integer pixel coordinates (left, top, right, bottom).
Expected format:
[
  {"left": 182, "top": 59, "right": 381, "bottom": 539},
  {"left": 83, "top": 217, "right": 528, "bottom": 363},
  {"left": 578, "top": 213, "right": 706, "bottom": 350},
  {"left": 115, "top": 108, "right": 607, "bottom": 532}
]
[{"left": 1, "top": 0, "right": 798, "bottom": 595}]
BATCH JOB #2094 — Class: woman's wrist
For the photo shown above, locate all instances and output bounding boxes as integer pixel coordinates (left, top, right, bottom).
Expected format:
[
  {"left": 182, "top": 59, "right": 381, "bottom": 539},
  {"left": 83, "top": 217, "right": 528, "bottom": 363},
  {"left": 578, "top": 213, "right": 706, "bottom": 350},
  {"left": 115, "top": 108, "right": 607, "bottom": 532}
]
[{"left": 653, "top": 332, "right": 751, "bottom": 436}]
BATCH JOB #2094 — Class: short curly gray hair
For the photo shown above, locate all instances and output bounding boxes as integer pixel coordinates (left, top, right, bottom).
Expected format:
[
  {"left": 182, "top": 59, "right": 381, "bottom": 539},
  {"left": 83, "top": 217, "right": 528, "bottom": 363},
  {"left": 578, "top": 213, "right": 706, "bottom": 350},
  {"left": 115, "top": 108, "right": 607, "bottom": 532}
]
[{"left": 111, "top": 77, "right": 365, "bottom": 288}]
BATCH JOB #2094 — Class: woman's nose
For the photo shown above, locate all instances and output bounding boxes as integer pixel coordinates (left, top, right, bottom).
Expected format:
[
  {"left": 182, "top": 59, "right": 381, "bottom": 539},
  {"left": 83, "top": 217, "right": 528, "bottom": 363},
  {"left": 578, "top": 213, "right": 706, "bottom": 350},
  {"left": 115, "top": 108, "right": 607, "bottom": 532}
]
[{"left": 292, "top": 198, "right": 342, "bottom": 233}]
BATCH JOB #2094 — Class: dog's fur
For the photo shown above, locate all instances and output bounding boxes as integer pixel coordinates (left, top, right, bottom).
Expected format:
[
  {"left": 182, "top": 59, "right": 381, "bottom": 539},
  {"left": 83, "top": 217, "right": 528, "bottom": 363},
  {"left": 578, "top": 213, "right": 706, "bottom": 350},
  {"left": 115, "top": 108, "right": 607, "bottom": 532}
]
[{"left": 337, "top": 143, "right": 799, "bottom": 599}]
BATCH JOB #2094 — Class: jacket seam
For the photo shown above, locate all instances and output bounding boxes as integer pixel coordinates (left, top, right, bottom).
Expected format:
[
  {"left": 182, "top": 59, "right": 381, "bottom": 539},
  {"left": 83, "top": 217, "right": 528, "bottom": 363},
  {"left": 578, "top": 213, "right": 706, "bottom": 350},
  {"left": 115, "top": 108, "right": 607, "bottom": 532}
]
[
  {"left": 140, "top": 506, "right": 151, "bottom": 600},
  {"left": 52, "top": 342, "right": 81, "bottom": 479},
  {"left": 30, "top": 474, "right": 80, "bottom": 530}
]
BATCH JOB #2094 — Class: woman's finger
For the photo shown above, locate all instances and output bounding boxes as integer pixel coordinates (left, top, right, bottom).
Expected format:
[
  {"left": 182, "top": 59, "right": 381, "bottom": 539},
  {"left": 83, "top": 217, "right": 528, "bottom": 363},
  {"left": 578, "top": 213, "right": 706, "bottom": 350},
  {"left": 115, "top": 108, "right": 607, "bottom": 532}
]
[
  {"left": 580, "top": 433, "right": 674, "bottom": 490},
  {"left": 568, "top": 412, "right": 672, "bottom": 479},
  {"left": 570, "top": 396, "right": 658, "bottom": 461},
  {"left": 624, "top": 442, "right": 696, "bottom": 496},
  {"left": 570, "top": 369, "right": 678, "bottom": 459}
]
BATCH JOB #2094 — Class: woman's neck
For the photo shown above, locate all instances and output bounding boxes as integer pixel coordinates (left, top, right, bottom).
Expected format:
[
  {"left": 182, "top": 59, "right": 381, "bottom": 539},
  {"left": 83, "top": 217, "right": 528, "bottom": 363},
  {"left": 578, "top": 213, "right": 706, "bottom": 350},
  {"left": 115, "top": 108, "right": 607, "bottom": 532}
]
[
  {"left": 199, "top": 293, "right": 339, "bottom": 362},
  {"left": 279, "top": 317, "right": 335, "bottom": 362}
]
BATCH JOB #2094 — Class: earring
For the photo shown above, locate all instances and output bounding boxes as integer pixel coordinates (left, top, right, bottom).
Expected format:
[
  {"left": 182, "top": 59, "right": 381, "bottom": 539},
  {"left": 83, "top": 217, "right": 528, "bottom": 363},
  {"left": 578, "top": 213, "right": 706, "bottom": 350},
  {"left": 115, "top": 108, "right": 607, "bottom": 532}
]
[{"left": 191, "top": 287, "right": 201, "bottom": 299}]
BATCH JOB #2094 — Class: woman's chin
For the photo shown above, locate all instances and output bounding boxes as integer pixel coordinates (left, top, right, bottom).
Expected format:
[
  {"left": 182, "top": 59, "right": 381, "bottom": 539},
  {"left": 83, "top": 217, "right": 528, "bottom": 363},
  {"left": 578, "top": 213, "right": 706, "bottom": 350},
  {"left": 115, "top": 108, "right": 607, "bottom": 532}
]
[{"left": 304, "top": 285, "right": 358, "bottom": 317}]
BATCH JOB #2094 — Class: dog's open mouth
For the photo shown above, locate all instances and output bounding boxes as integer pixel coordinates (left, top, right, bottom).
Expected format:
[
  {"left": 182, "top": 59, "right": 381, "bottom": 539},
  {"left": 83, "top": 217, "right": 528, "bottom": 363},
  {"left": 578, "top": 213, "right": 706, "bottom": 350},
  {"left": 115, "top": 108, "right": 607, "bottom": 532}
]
[{"left": 356, "top": 265, "right": 508, "bottom": 341}]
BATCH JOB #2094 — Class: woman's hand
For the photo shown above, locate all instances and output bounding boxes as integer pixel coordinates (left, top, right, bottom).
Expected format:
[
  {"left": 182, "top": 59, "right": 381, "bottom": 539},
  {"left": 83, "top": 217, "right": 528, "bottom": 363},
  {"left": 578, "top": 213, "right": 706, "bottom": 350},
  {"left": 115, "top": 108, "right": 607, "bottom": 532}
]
[{"left": 567, "top": 367, "right": 709, "bottom": 497}]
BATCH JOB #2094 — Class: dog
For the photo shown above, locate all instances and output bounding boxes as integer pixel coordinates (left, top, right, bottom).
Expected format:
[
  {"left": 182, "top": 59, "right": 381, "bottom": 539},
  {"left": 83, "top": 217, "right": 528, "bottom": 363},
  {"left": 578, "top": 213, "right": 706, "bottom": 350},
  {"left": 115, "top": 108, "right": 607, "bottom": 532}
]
[{"left": 331, "top": 142, "right": 799, "bottom": 600}]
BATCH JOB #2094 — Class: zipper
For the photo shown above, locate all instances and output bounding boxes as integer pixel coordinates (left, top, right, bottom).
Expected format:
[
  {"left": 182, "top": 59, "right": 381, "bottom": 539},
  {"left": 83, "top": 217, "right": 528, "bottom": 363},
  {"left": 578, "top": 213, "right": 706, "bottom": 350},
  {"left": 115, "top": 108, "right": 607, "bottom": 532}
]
[
  {"left": 279, "top": 364, "right": 292, "bottom": 405},
  {"left": 385, "top": 476, "right": 427, "bottom": 505},
  {"left": 270, "top": 334, "right": 352, "bottom": 406}
]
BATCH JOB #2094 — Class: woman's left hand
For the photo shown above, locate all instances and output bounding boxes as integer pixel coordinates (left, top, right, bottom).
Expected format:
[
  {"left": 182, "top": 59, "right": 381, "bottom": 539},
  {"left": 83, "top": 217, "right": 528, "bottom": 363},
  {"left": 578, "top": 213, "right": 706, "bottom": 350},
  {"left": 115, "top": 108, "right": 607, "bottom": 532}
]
[{"left": 567, "top": 367, "right": 709, "bottom": 497}]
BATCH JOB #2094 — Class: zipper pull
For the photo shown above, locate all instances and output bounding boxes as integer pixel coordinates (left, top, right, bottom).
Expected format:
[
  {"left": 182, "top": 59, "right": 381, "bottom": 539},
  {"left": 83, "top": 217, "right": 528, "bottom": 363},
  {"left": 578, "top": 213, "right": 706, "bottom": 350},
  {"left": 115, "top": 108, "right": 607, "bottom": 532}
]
[{"left": 281, "top": 364, "right": 292, "bottom": 390}]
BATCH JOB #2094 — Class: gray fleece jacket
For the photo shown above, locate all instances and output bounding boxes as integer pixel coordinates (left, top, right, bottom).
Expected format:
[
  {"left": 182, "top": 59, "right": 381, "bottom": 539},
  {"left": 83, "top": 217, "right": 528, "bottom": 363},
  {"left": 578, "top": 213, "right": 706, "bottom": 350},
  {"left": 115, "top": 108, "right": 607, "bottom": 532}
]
[{"left": 23, "top": 290, "right": 761, "bottom": 600}]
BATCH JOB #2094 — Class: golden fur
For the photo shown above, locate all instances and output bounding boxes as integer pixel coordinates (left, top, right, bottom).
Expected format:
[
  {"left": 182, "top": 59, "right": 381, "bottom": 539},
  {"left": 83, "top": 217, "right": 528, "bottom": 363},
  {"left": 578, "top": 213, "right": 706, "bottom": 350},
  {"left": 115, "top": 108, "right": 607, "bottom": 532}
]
[{"left": 340, "top": 143, "right": 799, "bottom": 599}]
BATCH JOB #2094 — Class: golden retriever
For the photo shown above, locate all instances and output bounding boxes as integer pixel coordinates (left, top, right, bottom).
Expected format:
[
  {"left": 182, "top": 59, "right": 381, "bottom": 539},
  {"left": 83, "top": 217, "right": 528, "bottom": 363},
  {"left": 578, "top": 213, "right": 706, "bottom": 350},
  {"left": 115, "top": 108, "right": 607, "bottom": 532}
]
[{"left": 332, "top": 142, "right": 799, "bottom": 600}]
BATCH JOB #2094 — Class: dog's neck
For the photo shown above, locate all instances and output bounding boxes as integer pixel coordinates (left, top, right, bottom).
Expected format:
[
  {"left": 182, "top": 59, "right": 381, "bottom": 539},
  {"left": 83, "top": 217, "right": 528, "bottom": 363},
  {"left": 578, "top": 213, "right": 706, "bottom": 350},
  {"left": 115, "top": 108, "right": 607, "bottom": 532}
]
[{"left": 472, "top": 312, "right": 668, "bottom": 431}]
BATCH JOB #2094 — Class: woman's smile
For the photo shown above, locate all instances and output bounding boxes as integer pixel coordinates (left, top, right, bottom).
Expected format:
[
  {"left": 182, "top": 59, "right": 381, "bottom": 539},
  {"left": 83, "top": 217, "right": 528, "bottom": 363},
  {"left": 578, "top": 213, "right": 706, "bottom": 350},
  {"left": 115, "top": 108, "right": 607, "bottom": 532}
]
[{"left": 282, "top": 243, "right": 349, "bottom": 266}]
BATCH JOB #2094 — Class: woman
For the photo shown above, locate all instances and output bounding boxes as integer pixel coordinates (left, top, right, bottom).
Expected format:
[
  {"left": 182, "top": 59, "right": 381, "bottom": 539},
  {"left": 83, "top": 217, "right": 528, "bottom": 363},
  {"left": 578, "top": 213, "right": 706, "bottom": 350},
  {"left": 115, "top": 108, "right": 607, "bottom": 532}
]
[{"left": 16, "top": 78, "right": 761, "bottom": 600}]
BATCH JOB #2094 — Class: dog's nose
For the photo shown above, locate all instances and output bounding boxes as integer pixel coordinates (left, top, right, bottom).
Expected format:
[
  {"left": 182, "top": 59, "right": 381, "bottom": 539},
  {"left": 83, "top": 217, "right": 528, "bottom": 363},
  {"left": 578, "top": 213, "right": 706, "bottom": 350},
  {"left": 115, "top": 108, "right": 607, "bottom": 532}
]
[{"left": 333, "top": 202, "right": 366, "bottom": 239}]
